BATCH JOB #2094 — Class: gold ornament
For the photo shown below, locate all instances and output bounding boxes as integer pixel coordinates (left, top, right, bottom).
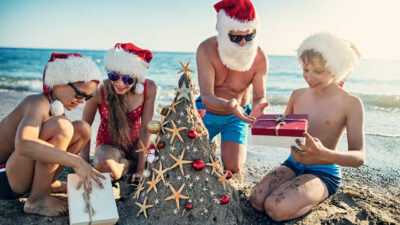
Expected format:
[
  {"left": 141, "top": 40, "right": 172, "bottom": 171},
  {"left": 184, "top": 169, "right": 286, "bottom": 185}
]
[
  {"left": 147, "top": 120, "right": 161, "bottom": 134},
  {"left": 196, "top": 126, "right": 203, "bottom": 134}
]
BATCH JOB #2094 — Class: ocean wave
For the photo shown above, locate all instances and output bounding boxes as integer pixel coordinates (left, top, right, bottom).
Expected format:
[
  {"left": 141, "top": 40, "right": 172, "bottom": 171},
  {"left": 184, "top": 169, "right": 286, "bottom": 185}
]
[
  {"left": 366, "top": 133, "right": 400, "bottom": 138},
  {"left": 357, "top": 93, "right": 400, "bottom": 108},
  {"left": 0, "top": 76, "right": 43, "bottom": 92}
]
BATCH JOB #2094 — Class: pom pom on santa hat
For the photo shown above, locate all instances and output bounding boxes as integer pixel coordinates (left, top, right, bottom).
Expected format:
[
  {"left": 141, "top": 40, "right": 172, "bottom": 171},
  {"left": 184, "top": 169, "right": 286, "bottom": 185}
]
[
  {"left": 43, "top": 53, "right": 102, "bottom": 95},
  {"left": 214, "top": 0, "right": 260, "bottom": 34},
  {"left": 104, "top": 43, "right": 152, "bottom": 84},
  {"left": 297, "top": 32, "right": 360, "bottom": 82}
]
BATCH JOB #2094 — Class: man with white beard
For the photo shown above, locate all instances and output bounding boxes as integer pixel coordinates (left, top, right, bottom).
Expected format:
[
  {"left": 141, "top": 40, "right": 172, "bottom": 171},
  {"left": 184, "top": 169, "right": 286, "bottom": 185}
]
[{"left": 196, "top": 0, "right": 269, "bottom": 175}]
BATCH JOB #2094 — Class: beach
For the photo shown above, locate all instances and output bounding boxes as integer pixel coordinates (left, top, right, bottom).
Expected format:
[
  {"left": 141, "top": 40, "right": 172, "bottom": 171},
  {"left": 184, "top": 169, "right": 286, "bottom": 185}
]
[{"left": 0, "top": 90, "right": 399, "bottom": 225}]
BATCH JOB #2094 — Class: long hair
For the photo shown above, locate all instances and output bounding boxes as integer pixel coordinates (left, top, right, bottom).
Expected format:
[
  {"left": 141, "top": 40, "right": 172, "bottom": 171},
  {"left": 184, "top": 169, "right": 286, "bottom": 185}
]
[{"left": 103, "top": 79, "right": 136, "bottom": 150}]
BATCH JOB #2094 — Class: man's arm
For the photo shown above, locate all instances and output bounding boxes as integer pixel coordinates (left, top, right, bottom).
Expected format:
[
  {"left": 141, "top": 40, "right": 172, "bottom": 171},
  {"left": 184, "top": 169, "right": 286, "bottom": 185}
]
[{"left": 249, "top": 50, "right": 269, "bottom": 119}]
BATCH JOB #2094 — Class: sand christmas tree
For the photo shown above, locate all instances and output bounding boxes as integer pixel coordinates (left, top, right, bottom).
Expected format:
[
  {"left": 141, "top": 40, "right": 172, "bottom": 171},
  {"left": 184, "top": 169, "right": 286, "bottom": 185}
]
[{"left": 124, "top": 61, "right": 244, "bottom": 224}]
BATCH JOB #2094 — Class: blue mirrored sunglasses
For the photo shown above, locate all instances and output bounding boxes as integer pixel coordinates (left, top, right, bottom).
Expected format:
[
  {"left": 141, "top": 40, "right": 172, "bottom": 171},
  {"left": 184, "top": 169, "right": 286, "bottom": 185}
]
[{"left": 107, "top": 72, "right": 135, "bottom": 85}]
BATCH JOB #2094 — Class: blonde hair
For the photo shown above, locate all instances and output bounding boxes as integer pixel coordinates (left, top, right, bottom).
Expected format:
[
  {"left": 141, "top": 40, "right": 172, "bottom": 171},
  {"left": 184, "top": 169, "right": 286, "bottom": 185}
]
[{"left": 299, "top": 49, "right": 326, "bottom": 68}]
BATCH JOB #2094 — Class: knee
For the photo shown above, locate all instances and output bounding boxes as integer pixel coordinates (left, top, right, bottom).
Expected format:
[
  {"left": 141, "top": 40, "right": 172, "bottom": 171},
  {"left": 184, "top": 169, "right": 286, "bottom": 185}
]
[
  {"left": 52, "top": 117, "right": 74, "bottom": 141},
  {"left": 73, "top": 120, "right": 91, "bottom": 142},
  {"left": 264, "top": 196, "right": 289, "bottom": 222},
  {"left": 249, "top": 187, "right": 267, "bottom": 212},
  {"left": 223, "top": 161, "right": 242, "bottom": 173}
]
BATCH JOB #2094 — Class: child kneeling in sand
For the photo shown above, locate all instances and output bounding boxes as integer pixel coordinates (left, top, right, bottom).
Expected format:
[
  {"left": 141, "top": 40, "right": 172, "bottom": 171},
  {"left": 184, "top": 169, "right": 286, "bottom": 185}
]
[
  {"left": 0, "top": 53, "right": 105, "bottom": 216},
  {"left": 82, "top": 43, "right": 156, "bottom": 181},
  {"left": 249, "top": 32, "right": 365, "bottom": 221}
]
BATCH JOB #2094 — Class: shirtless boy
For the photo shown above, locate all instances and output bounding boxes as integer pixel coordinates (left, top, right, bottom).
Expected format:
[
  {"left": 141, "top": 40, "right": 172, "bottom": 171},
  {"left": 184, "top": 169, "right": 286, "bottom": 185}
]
[
  {"left": 0, "top": 53, "right": 105, "bottom": 216},
  {"left": 249, "top": 32, "right": 365, "bottom": 221}
]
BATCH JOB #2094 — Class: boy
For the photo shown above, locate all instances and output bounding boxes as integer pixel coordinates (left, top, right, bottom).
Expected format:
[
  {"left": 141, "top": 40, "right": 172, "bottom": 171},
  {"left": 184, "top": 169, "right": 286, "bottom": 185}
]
[
  {"left": 249, "top": 32, "right": 365, "bottom": 221},
  {"left": 0, "top": 53, "right": 105, "bottom": 216}
]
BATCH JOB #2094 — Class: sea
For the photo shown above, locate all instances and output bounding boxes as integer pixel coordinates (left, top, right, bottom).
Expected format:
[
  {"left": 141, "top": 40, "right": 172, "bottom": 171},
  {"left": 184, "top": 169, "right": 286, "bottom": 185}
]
[{"left": 0, "top": 47, "right": 399, "bottom": 171}]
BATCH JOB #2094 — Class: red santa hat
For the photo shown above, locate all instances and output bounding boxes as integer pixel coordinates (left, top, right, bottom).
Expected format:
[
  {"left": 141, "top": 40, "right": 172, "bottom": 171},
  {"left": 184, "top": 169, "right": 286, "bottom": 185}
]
[
  {"left": 214, "top": 0, "right": 259, "bottom": 34},
  {"left": 43, "top": 53, "right": 102, "bottom": 95},
  {"left": 104, "top": 43, "right": 152, "bottom": 83},
  {"left": 297, "top": 32, "right": 360, "bottom": 82}
]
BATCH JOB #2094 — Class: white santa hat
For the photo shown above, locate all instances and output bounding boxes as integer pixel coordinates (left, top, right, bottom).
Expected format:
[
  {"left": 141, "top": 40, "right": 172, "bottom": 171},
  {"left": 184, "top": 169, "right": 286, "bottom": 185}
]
[
  {"left": 42, "top": 53, "right": 102, "bottom": 116},
  {"left": 297, "top": 32, "right": 360, "bottom": 81},
  {"left": 104, "top": 43, "right": 152, "bottom": 83},
  {"left": 214, "top": 0, "right": 260, "bottom": 71},
  {"left": 43, "top": 53, "right": 102, "bottom": 95}
]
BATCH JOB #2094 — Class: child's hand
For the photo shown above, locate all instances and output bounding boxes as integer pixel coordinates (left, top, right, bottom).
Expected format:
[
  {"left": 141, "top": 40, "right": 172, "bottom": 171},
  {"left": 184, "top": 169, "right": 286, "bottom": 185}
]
[{"left": 290, "top": 132, "right": 326, "bottom": 164}]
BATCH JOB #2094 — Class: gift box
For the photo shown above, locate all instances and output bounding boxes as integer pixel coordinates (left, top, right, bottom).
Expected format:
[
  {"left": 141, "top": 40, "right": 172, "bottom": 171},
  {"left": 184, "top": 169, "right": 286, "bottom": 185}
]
[
  {"left": 251, "top": 114, "right": 308, "bottom": 148},
  {"left": 67, "top": 173, "right": 119, "bottom": 225}
]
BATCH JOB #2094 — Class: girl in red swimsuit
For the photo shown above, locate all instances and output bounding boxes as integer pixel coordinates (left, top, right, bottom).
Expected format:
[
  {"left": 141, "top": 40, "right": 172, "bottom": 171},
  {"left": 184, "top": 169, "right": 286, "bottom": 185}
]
[{"left": 82, "top": 43, "right": 156, "bottom": 181}]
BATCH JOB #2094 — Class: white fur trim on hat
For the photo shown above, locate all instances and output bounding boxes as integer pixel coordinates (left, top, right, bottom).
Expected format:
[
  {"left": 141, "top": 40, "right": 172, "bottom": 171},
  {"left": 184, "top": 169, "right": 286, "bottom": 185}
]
[
  {"left": 216, "top": 9, "right": 259, "bottom": 34},
  {"left": 297, "top": 32, "right": 359, "bottom": 81},
  {"left": 45, "top": 56, "right": 102, "bottom": 88},
  {"left": 104, "top": 48, "right": 149, "bottom": 83},
  {"left": 50, "top": 100, "right": 64, "bottom": 116}
]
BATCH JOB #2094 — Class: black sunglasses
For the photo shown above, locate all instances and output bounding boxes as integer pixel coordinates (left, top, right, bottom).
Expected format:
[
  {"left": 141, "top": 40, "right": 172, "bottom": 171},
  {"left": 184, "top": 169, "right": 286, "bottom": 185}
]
[
  {"left": 108, "top": 72, "right": 135, "bottom": 85},
  {"left": 228, "top": 32, "right": 256, "bottom": 43},
  {"left": 68, "top": 83, "right": 93, "bottom": 101}
]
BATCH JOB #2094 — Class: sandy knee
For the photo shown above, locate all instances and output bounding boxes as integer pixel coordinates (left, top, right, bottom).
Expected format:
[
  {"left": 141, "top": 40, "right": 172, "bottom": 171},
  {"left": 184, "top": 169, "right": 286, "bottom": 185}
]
[
  {"left": 72, "top": 120, "right": 91, "bottom": 141},
  {"left": 264, "top": 196, "right": 290, "bottom": 222},
  {"left": 43, "top": 117, "right": 74, "bottom": 144},
  {"left": 249, "top": 187, "right": 267, "bottom": 211}
]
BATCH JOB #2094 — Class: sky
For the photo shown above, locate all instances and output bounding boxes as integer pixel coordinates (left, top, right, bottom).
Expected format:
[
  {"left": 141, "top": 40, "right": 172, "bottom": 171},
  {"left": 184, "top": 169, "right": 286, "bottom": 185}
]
[{"left": 0, "top": 0, "right": 399, "bottom": 59}]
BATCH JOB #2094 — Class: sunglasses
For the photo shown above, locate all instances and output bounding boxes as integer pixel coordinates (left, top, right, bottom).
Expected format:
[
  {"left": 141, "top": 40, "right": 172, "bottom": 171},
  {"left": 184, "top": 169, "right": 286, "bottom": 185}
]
[
  {"left": 108, "top": 72, "right": 135, "bottom": 85},
  {"left": 68, "top": 83, "right": 93, "bottom": 101},
  {"left": 228, "top": 32, "right": 256, "bottom": 43}
]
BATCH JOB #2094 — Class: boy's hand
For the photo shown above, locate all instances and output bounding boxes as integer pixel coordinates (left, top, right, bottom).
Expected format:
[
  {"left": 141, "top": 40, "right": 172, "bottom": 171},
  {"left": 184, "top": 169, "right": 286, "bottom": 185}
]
[
  {"left": 290, "top": 132, "right": 326, "bottom": 164},
  {"left": 131, "top": 170, "right": 143, "bottom": 183}
]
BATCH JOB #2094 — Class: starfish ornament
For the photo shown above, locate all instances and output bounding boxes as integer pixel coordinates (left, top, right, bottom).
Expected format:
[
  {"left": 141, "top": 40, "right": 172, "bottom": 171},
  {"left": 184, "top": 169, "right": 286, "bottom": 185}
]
[
  {"left": 164, "top": 120, "right": 187, "bottom": 144},
  {"left": 165, "top": 100, "right": 181, "bottom": 117},
  {"left": 135, "top": 197, "right": 153, "bottom": 219},
  {"left": 152, "top": 162, "right": 169, "bottom": 184},
  {"left": 206, "top": 155, "right": 223, "bottom": 175},
  {"left": 134, "top": 179, "right": 145, "bottom": 200},
  {"left": 164, "top": 184, "right": 189, "bottom": 209},
  {"left": 217, "top": 172, "right": 229, "bottom": 190},
  {"left": 135, "top": 140, "right": 152, "bottom": 159},
  {"left": 175, "top": 83, "right": 195, "bottom": 102},
  {"left": 168, "top": 149, "right": 193, "bottom": 175},
  {"left": 146, "top": 173, "right": 161, "bottom": 194},
  {"left": 177, "top": 60, "right": 195, "bottom": 75}
]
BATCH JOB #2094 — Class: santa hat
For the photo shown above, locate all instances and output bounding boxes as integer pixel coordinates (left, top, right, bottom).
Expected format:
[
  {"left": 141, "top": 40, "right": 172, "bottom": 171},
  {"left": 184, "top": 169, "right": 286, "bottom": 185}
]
[
  {"left": 297, "top": 32, "right": 360, "bottom": 82},
  {"left": 104, "top": 43, "right": 152, "bottom": 83},
  {"left": 43, "top": 53, "right": 102, "bottom": 95},
  {"left": 214, "top": 0, "right": 259, "bottom": 34}
]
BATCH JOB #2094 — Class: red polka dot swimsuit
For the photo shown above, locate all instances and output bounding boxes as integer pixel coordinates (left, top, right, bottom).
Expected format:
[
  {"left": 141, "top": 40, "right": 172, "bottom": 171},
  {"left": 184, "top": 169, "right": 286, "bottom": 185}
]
[{"left": 96, "top": 80, "right": 147, "bottom": 156}]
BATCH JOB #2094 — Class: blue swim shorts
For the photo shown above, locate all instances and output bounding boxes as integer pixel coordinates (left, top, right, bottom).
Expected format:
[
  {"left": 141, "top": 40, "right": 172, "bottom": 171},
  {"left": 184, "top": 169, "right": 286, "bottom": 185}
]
[
  {"left": 282, "top": 155, "right": 342, "bottom": 196},
  {"left": 195, "top": 96, "right": 251, "bottom": 145}
]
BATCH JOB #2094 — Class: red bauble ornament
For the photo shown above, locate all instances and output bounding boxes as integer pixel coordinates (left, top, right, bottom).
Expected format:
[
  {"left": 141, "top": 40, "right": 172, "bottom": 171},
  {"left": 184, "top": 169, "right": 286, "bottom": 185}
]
[
  {"left": 187, "top": 130, "right": 198, "bottom": 139},
  {"left": 157, "top": 141, "right": 165, "bottom": 149},
  {"left": 224, "top": 170, "right": 233, "bottom": 180},
  {"left": 198, "top": 109, "right": 206, "bottom": 118},
  {"left": 192, "top": 159, "right": 204, "bottom": 171},
  {"left": 185, "top": 200, "right": 193, "bottom": 210},
  {"left": 149, "top": 144, "right": 155, "bottom": 149},
  {"left": 220, "top": 195, "right": 230, "bottom": 204}
]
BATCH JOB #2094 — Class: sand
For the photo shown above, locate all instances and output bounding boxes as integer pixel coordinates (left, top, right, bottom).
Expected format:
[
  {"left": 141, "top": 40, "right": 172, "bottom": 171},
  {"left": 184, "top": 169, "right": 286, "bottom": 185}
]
[{"left": 0, "top": 90, "right": 399, "bottom": 225}]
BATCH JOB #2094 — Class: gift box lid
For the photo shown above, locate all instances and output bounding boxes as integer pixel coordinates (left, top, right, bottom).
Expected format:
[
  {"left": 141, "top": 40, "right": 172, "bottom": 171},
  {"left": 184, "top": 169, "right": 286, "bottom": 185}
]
[{"left": 252, "top": 114, "right": 308, "bottom": 137}]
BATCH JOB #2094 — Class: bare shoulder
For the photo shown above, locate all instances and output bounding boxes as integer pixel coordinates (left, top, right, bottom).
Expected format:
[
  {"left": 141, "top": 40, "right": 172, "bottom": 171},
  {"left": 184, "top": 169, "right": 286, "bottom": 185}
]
[
  {"left": 292, "top": 88, "right": 308, "bottom": 98},
  {"left": 23, "top": 94, "right": 51, "bottom": 116},
  {"left": 341, "top": 91, "right": 364, "bottom": 113},
  {"left": 145, "top": 79, "right": 157, "bottom": 98},
  {"left": 197, "top": 37, "right": 217, "bottom": 54}
]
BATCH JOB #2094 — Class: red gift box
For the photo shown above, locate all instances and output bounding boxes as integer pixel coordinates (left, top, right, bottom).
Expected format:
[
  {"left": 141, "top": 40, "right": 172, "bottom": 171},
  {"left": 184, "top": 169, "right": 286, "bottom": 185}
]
[{"left": 251, "top": 114, "right": 308, "bottom": 148}]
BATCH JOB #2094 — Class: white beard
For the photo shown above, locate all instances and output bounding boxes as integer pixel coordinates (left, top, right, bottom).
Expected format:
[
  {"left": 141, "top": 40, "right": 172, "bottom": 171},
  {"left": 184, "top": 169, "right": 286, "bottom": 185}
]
[{"left": 216, "top": 32, "right": 258, "bottom": 72}]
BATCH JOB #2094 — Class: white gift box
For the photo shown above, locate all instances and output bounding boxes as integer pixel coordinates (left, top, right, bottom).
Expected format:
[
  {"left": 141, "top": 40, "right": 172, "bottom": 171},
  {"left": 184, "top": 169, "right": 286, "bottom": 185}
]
[
  {"left": 67, "top": 173, "right": 119, "bottom": 225},
  {"left": 250, "top": 135, "right": 305, "bottom": 149}
]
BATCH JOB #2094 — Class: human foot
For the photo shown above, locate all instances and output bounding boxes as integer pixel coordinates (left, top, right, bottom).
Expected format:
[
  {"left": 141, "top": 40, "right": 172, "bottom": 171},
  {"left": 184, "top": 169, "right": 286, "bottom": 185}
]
[
  {"left": 51, "top": 180, "right": 67, "bottom": 193},
  {"left": 24, "top": 195, "right": 68, "bottom": 216}
]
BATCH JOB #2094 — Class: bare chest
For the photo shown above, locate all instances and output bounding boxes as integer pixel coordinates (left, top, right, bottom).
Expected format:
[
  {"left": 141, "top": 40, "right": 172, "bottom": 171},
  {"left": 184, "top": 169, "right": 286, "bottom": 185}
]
[{"left": 214, "top": 66, "right": 254, "bottom": 93}]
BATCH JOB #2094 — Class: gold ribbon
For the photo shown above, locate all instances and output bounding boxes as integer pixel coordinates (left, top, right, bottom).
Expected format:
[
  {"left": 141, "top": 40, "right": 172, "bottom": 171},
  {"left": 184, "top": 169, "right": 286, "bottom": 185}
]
[
  {"left": 83, "top": 189, "right": 96, "bottom": 225},
  {"left": 257, "top": 114, "right": 307, "bottom": 136}
]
